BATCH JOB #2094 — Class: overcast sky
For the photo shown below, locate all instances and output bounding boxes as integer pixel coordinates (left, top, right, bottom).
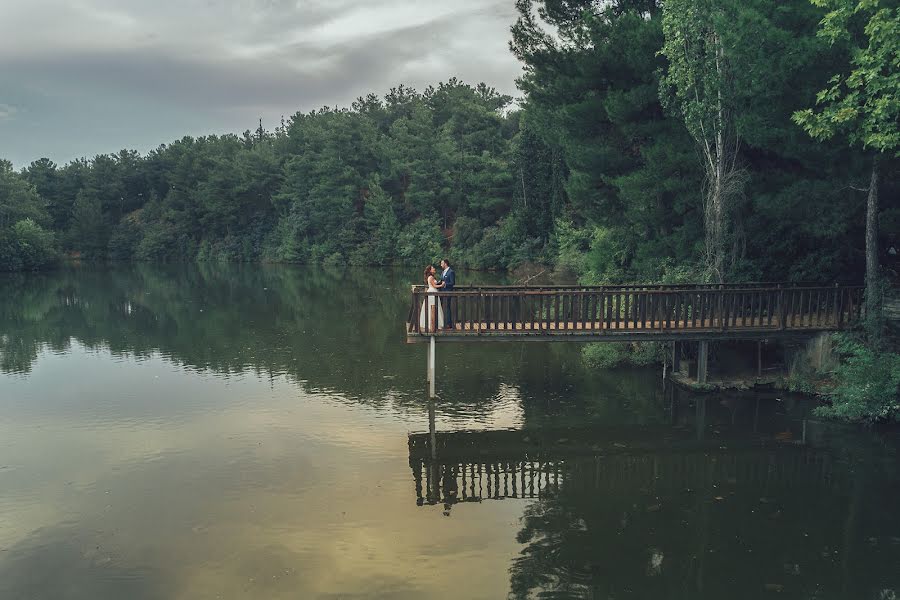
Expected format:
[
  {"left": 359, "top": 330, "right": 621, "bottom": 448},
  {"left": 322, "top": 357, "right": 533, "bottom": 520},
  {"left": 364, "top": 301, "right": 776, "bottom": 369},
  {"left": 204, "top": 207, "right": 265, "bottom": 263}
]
[{"left": 0, "top": 0, "right": 523, "bottom": 168}]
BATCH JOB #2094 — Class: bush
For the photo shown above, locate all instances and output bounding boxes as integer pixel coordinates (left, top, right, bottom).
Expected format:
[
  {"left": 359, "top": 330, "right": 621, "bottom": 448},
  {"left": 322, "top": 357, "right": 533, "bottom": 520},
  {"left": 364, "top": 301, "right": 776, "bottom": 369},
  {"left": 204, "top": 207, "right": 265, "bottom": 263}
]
[
  {"left": 107, "top": 218, "right": 142, "bottom": 260},
  {"left": 551, "top": 218, "right": 591, "bottom": 275},
  {"left": 398, "top": 218, "right": 443, "bottom": 264},
  {"left": 135, "top": 222, "right": 180, "bottom": 261},
  {"left": 814, "top": 335, "right": 900, "bottom": 424},
  {"left": 262, "top": 216, "right": 307, "bottom": 263},
  {"left": 582, "top": 342, "right": 664, "bottom": 369},
  {"left": 0, "top": 219, "right": 58, "bottom": 271}
]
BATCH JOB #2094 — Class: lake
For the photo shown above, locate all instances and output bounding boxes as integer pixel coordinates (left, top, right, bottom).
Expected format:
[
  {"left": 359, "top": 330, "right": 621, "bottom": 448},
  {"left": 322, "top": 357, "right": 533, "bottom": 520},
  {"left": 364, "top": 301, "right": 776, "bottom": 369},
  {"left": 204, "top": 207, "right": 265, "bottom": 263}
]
[{"left": 1, "top": 264, "right": 898, "bottom": 599}]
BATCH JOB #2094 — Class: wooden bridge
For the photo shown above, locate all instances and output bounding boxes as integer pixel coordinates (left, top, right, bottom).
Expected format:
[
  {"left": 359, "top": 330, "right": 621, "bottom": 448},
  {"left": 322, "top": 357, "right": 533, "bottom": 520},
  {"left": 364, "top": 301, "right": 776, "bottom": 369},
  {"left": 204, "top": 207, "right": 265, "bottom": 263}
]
[
  {"left": 406, "top": 283, "right": 864, "bottom": 343},
  {"left": 407, "top": 282, "right": 864, "bottom": 396}
]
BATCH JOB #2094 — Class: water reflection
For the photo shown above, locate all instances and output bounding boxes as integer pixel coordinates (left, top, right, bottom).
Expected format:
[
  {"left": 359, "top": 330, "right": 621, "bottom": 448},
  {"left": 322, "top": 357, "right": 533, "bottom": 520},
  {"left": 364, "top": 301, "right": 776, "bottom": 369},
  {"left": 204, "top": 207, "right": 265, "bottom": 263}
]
[
  {"left": 1, "top": 264, "right": 899, "bottom": 599},
  {"left": 411, "top": 391, "right": 900, "bottom": 599}
]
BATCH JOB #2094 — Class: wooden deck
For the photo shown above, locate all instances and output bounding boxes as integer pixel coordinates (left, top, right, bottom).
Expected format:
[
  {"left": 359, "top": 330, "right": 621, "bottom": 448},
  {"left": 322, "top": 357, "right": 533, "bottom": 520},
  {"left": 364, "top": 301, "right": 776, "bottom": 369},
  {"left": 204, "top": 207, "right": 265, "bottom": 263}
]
[{"left": 406, "top": 283, "right": 864, "bottom": 343}]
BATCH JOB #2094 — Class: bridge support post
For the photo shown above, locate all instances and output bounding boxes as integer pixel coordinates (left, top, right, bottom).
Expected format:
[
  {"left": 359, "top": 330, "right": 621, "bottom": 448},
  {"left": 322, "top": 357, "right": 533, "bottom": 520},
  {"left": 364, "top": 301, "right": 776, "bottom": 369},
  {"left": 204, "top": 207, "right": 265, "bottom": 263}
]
[
  {"left": 428, "top": 336, "right": 436, "bottom": 398},
  {"left": 697, "top": 341, "right": 709, "bottom": 384},
  {"left": 672, "top": 342, "right": 681, "bottom": 373}
]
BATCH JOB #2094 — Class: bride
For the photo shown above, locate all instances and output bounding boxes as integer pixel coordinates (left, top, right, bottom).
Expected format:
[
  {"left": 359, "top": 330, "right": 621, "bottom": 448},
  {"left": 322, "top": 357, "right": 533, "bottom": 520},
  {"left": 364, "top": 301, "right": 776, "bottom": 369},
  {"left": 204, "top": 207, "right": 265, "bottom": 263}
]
[{"left": 418, "top": 265, "right": 445, "bottom": 332}]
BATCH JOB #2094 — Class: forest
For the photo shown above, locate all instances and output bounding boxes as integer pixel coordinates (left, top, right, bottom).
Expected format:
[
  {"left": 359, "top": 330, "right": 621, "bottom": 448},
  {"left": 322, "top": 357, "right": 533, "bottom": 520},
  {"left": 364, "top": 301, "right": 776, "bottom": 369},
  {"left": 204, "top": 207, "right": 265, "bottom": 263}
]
[
  {"left": 0, "top": 0, "right": 897, "bottom": 417},
  {"left": 1, "top": 0, "right": 897, "bottom": 285}
]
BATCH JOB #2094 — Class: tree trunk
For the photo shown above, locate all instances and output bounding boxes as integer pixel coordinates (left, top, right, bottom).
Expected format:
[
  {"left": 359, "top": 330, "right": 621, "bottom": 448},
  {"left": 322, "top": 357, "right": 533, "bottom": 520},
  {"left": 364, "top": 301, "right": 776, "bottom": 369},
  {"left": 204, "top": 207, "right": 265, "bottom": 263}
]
[{"left": 865, "top": 155, "right": 880, "bottom": 325}]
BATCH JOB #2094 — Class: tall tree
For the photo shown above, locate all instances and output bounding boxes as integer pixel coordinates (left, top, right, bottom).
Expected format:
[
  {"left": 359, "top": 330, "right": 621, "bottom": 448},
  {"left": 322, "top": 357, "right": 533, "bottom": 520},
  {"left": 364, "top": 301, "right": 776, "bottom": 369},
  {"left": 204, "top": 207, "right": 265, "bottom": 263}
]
[
  {"left": 793, "top": 0, "right": 899, "bottom": 327},
  {"left": 659, "top": 0, "right": 746, "bottom": 283}
]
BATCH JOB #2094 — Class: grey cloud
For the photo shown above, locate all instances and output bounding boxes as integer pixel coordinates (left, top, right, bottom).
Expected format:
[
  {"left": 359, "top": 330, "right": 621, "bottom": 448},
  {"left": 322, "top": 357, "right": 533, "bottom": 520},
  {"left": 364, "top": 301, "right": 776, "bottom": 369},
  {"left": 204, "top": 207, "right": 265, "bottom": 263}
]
[{"left": 0, "top": 0, "right": 522, "bottom": 167}]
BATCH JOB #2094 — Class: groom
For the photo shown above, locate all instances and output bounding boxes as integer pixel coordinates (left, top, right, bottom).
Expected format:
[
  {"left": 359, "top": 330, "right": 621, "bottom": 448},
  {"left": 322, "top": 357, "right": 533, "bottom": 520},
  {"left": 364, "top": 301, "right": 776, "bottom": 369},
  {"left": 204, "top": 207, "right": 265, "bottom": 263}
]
[{"left": 439, "top": 258, "right": 455, "bottom": 329}]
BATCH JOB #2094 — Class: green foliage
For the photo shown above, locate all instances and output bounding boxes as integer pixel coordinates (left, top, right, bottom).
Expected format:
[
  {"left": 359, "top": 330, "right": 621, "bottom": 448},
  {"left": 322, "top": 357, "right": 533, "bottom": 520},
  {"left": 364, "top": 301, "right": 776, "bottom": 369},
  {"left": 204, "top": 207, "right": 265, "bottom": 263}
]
[
  {"left": 581, "top": 341, "right": 665, "bottom": 369},
  {"left": 0, "top": 159, "right": 48, "bottom": 228},
  {"left": 552, "top": 219, "right": 591, "bottom": 276},
  {"left": 0, "top": 162, "right": 59, "bottom": 271},
  {"left": 814, "top": 334, "right": 900, "bottom": 423},
  {"left": 792, "top": 0, "right": 899, "bottom": 154},
  {"left": 1, "top": 5, "right": 898, "bottom": 283},
  {"left": 397, "top": 218, "right": 443, "bottom": 264},
  {"left": 0, "top": 219, "right": 58, "bottom": 271}
]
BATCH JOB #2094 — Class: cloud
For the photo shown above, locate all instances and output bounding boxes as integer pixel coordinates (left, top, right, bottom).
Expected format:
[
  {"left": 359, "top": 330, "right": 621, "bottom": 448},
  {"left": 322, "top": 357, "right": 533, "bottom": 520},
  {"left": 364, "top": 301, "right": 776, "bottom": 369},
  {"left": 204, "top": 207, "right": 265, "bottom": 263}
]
[
  {"left": 0, "top": 0, "right": 522, "bottom": 166},
  {"left": 0, "top": 104, "right": 17, "bottom": 120}
]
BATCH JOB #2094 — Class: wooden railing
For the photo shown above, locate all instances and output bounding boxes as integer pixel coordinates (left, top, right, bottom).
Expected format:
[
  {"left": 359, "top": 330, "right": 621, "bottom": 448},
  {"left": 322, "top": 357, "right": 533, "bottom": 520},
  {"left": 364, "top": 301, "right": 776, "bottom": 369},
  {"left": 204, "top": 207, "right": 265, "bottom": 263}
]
[{"left": 406, "top": 283, "right": 864, "bottom": 339}]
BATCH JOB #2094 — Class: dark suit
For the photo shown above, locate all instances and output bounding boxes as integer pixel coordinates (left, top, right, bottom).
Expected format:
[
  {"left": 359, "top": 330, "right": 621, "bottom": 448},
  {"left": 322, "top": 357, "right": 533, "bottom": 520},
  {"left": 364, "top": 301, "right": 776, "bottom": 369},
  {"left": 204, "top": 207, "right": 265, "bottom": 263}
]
[{"left": 440, "top": 267, "right": 456, "bottom": 328}]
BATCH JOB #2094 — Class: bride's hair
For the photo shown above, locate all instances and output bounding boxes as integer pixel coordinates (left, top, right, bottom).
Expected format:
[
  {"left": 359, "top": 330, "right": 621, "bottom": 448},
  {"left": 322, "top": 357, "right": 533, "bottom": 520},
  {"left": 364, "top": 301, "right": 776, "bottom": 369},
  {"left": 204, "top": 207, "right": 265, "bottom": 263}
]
[{"left": 423, "top": 265, "right": 433, "bottom": 282}]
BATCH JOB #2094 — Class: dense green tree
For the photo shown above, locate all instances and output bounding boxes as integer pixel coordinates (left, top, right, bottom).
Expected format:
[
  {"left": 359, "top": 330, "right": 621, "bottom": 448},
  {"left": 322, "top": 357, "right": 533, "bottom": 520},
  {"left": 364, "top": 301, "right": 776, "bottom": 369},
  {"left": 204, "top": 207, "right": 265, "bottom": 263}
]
[
  {"left": 660, "top": 0, "right": 745, "bottom": 283},
  {"left": 793, "top": 0, "right": 900, "bottom": 326},
  {"left": 0, "top": 160, "right": 58, "bottom": 270}
]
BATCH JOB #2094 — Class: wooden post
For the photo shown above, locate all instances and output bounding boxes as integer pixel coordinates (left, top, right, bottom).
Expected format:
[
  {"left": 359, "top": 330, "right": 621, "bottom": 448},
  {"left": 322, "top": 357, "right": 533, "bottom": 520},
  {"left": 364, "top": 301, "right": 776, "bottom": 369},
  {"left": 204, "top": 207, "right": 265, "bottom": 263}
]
[
  {"left": 672, "top": 341, "right": 681, "bottom": 373},
  {"left": 697, "top": 341, "right": 709, "bottom": 384}
]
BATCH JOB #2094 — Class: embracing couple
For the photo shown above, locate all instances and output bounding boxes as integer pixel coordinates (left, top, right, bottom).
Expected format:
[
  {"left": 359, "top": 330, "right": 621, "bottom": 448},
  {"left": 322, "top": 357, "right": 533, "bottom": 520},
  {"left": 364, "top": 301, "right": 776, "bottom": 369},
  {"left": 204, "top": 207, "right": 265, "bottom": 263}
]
[{"left": 419, "top": 259, "right": 456, "bottom": 332}]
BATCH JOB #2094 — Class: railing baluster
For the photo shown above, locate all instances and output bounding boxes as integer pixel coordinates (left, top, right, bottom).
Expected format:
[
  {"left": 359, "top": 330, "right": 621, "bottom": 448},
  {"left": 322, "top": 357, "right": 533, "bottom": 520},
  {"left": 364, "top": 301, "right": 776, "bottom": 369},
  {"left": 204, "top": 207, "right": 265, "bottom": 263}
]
[
  {"left": 815, "top": 289, "right": 822, "bottom": 326},
  {"left": 612, "top": 292, "right": 619, "bottom": 330},
  {"left": 607, "top": 292, "right": 613, "bottom": 330},
  {"left": 554, "top": 293, "right": 561, "bottom": 332},
  {"left": 837, "top": 287, "right": 845, "bottom": 328},
  {"left": 806, "top": 289, "right": 813, "bottom": 328}
]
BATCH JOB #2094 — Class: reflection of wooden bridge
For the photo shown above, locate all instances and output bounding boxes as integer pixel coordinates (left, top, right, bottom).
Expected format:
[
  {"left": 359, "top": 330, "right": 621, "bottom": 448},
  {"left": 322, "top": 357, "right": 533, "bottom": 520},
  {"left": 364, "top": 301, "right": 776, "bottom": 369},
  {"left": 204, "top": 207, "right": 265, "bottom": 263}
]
[
  {"left": 406, "top": 283, "right": 863, "bottom": 342},
  {"left": 409, "top": 427, "right": 841, "bottom": 507}
]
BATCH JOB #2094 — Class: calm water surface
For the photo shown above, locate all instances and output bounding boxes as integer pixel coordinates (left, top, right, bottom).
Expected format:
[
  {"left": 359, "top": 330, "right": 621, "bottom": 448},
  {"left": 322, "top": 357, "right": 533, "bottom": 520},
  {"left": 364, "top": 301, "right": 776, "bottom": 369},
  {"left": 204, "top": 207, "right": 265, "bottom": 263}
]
[{"left": 0, "top": 264, "right": 898, "bottom": 599}]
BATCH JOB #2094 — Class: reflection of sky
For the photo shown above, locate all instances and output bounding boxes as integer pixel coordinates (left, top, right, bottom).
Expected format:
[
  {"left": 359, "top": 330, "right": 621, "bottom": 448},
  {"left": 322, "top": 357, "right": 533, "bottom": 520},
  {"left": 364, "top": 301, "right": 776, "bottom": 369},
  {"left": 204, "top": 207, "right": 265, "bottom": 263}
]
[
  {"left": 430, "top": 383, "right": 524, "bottom": 432},
  {"left": 0, "top": 344, "right": 525, "bottom": 599}
]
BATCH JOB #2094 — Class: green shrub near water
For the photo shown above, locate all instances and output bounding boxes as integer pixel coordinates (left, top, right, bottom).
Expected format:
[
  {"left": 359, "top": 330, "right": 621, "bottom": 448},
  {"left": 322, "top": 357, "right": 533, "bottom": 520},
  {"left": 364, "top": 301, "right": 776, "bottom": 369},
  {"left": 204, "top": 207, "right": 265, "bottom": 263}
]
[
  {"left": 0, "top": 219, "right": 58, "bottom": 272},
  {"left": 582, "top": 342, "right": 665, "bottom": 369},
  {"left": 814, "top": 335, "right": 900, "bottom": 424}
]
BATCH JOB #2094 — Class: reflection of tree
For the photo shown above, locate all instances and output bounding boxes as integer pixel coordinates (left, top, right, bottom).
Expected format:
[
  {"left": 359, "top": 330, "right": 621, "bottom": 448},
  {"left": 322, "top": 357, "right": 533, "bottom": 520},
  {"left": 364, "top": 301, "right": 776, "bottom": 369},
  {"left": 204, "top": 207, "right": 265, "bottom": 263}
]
[
  {"left": 0, "top": 264, "right": 562, "bottom": 417},
  {"left": 506, "top": 430, "right": 900, "bottom": 600}
]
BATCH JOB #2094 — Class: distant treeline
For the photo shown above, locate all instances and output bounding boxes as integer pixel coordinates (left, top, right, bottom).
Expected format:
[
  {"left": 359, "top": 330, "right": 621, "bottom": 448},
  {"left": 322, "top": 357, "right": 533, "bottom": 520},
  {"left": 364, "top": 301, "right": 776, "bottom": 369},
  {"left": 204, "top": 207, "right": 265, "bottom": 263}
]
[{"left": 1, "top": 0, "right": 897, "bottom": 284}]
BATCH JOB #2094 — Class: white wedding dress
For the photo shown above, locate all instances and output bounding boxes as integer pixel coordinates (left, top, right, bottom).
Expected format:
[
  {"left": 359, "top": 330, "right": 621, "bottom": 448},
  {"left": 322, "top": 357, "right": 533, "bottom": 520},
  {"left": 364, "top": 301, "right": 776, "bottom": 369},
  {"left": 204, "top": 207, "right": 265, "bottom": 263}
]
[{"left": 418, "top": 281, "right": 445, "bottom": 331}]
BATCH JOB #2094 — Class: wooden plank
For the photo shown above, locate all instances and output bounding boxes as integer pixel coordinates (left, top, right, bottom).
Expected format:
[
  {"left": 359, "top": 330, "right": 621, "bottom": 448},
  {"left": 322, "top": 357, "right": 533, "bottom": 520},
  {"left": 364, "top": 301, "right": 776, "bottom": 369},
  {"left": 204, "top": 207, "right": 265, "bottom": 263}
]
[
  {"left": 605, "top": 291, "right": 612, "bottom": 330},
  {"left": 837, "top": 287, "right": 845, "bottom": 327},
  {"left": 583, "top": 293, "right": 590, "bottom": 330},
  {"left": 806, "top": 290, "right": 813, "bottom": 327},
  {"left": 817, "top": 289, "right": 825, "bottom": 326},
  {"left": 743, "top": 292, "right": 750, "bottom": 327},
  {"left": 504, "top": 294, "right": 510, "bottom": 330},
  {"left": 745, "top": 292, "right": 751, "bottom": 327},
  {"left": 755, "top": 292, "right": 767, "bottom": 327},
  {"left": 637, "top": 292, "right": 645, "bottom": 329},
  {"left": 487, "top": 293, "right": 493, "bottom": 330},
  {"left": 686, "top": 293, "right": 694, "bottom": 328},
  {"left": 697, "top": 292, "right": 705, "bottom": 328},
  {"left": 675, "top": 292, "right": 682, "bottom": 329},
  {"left": 614, "top": 292, "right": 621, "bottom": 330},
  {"left": 733, "top": 293, "right": 740, "bottom": 328},
  {"left": 545, "top": 292, "right": 551, "bottom": 331},
  {"left": 513, "top": 294, "right": 519, "bottom": 331},
  {"left": 554, "top": 293, "right": 561, "bottom": 331},
  {"left": 628, "top": 292, "right": 634, "bottom": 329}
]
